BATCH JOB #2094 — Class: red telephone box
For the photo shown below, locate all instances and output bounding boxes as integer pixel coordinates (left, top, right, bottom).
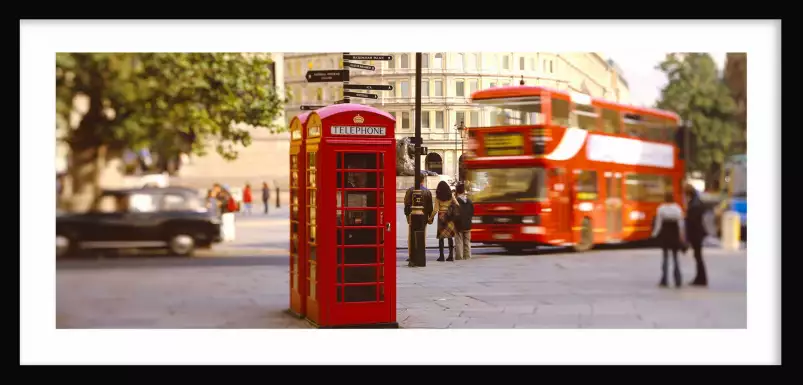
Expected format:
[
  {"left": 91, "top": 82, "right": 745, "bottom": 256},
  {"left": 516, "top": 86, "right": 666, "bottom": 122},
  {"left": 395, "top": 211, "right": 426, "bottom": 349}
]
[
  {"left": 303, "top": 104, "right": 398, "bottom": 328},
  {"left": 288, "top": 112, "right": 310, "bottom": 318}
]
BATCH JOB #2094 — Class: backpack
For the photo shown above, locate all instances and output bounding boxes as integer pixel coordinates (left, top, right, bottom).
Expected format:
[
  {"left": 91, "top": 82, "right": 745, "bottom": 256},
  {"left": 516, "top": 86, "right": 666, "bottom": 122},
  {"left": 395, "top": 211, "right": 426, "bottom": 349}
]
[
  {"left": 227, "top": 197, "right": 238, "bottom": 212},
  {"left": 447, "top": 199, "right": 461, "bottom": 223}
]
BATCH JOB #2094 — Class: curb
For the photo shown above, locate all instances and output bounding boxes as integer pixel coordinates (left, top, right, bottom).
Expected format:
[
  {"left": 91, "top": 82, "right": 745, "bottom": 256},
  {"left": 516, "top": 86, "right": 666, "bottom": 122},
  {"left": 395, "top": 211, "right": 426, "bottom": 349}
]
[{"left": 196, "top": 248, "right": 289, "bottom": 257}]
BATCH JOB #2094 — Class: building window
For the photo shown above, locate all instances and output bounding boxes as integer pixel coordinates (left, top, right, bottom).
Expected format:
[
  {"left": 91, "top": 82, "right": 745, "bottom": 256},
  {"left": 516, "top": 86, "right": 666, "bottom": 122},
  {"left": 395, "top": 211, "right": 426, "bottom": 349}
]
[
  {"left": 400, "top": 81, "right": 410, "bottom": 98},
  {"left": 434, "top": 80, "right": 443, "bottom": 97},
  {"left": 402, "top": 112, "right": 410, "bottom": 129},
  {"left": 421, "top": 80, "right": 429, "bottom": 97},
  {"left": 400, "top": 54, "right": 409, "bottom": 69},
  {"left": 470, "top": 111, "right": 480, "bottom": 127},
  {"left": 388, "top": 81, "right": 396, "bottom": 98},
  {"left": 490, "top": 82, "right": 496, "bottom": 88},
  {"left": 503, "top": 55, "right": 510, "bottom": 70},
  {"left": 330, "top": 58, "right": 337, "bottom": 69},
  {"left": 467, "top": 54, "right": 477, "bottom": 70},
  {"left": 469, "top": 80, "right": 478, "bottom": 94},
  {"left": 434, "top": 53, "right": 444, "bottom": 69},
  {"left": 435, "top": 111, "right": 444, "bottom": 129},
  {"left": 389, "top": 112, "right": 397, "bottom": 130},
  {"left": 422, "top": 53, "right": 429, "bottom": 68},
  {"left": 519, "top": 57, "right": 525, "bottom": 70},
  {"left": 455, "top": 53, "right": 464, "bottom": 71},
  {"left": 530, "top": 57, "right": 536, "bottom": 71},
  {"left": 455, "top": 80, "right": 465, "bottom": 97},
  {"left": 422, "top": 111, "right": 430, "bottom": 128},
  {"left": 456, "top": 111, "right": 465, "bottom": 127},
  {"left": 388, "top": 55, "right": 395, "bottom": 69}
]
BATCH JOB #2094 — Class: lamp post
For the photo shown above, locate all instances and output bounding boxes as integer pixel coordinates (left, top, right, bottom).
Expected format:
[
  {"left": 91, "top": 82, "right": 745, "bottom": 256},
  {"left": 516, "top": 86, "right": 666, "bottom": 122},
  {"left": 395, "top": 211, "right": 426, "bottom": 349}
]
[{"left": 454, "top": 120, "right": 466, "bottom": 181}]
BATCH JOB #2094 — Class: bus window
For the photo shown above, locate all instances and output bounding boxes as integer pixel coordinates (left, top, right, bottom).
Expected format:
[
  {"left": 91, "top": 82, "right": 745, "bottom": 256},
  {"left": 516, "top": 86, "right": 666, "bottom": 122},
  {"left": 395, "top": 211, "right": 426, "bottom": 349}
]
[
  {"left": 659, "top": 117, "right": 678, "bottom": 142},
  {"left": 572, "top": 103, "right": 599, "bottom": 131},
  {"left": 624, "top": 173, "right": 674, "bottom": 202},
  {"left": 574, "top": 170, "right": 598, "bottom": 200},
  {"left": 551, "top": 98, "right": 571, "bottom": 127},
  {"left": 623, "top": 113, "right": 648, "bottom": 139},
  {"left": 483, "top": 99, "right": 543, "bottom": 127},
  {"left": 468, "top": 167, "right": 547, "bottom": 203},
  {"left": 601, "top": 108, "right": 620, "bottom": 134}
]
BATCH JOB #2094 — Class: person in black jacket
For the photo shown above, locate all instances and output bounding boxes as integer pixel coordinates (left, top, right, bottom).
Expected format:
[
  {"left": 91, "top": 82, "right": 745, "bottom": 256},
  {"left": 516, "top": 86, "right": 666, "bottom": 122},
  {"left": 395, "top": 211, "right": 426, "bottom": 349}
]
[
  {"left": 685, "top": 185, "right": 709, "bottom": 286},
  {"left": 454, "top": 182, "right": 474, "bottom": 260},
  {"left": 403, "top": 175, "right": 434, "bottom": 264}
]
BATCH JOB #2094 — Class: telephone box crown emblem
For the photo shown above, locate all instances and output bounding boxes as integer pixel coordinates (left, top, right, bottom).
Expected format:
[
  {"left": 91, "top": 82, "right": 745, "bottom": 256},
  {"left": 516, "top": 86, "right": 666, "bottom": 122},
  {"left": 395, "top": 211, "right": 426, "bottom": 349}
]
[{"left": 353, "top": 114, "right": 365, "bottom": 124}]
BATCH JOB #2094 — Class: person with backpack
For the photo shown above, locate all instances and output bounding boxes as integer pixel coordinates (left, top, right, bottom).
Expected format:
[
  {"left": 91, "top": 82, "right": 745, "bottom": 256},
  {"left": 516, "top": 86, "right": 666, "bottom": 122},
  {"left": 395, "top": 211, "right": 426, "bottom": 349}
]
[{"left": 453, "top": 182, "right": 474, "bottom": 260}]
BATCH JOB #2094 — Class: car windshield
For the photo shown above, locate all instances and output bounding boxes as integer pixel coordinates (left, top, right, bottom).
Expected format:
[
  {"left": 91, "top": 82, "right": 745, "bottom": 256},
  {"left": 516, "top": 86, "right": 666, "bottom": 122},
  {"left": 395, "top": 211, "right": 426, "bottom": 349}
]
[{"left": 467, "top": 167, "right": 546, "bottom": 203}]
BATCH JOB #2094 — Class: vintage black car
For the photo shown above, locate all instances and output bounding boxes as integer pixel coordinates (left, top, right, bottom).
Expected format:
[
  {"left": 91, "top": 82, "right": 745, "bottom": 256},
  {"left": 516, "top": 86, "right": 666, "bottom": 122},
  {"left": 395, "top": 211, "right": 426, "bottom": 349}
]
[{"left": 56, "top": 186, "right": 222, "bottom": 257}]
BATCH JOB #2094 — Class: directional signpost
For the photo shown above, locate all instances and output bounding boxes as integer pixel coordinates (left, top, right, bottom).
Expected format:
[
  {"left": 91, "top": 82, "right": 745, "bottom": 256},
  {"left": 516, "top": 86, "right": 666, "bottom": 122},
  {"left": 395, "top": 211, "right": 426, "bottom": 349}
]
[
  {"left": 305, "top": 70, "right": 349, "bottom": 83},
  {"left": 303, "top": 53, "right": 394, "bottom": 106},
  {"left": 344, "top": 91, "right": 379, "bottom": 100},
  {"left": 343, "top": 62, "right": 375, "bottom": 71}
]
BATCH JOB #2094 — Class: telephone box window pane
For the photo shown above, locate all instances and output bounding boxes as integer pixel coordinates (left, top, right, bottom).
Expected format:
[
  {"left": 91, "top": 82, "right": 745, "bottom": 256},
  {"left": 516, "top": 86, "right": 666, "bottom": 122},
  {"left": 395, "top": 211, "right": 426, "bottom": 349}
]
[
  {"left": 308, "top": 171, "right": 316, "bottom": 186},
  {"left": 337, "top": 229, "right": 344, "bottom": 245},
  {"left": 291, "top": 172, "right": 298, "bottom": 187},
  {"left": 291, "top": 154, "right": 298, "bottom": 169},
  {"left": 379, "top": 153, "right": 384, "bottom": 168},
  {"left": 344, "top": 228, "right": 377, "bottom": 245},
  {"left": 336, "top": 153, "right": 342, "bottom": 169},
  {"left": 344, "top": 209, "right": 377, "bottom": 226},
  {"left": 344, "top": 247, "right": 377, "bottom": 264},
  {"left": 344, "top": 285, "right": 377, "bottom": 302},
  {"left": 291, "top": 205, "right": 298, "bottom": 220},
  {"left": 380, "top": 285, "right": 385, "bottom": 301},
  {"left": 344, "top": 153, "right": 377, "bottom": 169},
  {"left": 291, "top": 235, "right": 298, "bottom": 254},
  {"left": 291, "top": 222, "right": 298, "bottom": 235},
  {"left": 337, "top": 287, "right": 343, "bottom": 302},
  {"left": 379, "top": 172, "right": 384, "bottom": 188},
  {"left": 336, "top": 172, "right": 343, "bottom": 188},
  {"left": 309, "top": 245, "right": 317, "bottom": 260},
  {"left": 378, "top": 190, "right": 384, "bottom": 207},
  {"left": 380, "top": 228, "right": 384, "bottom": 245},
  {"left": 309, "top": 280, "right": 316, "bottom": 300},
  {"left": 345, "top": 172, "right": 376, "bottom": 188},
  {"left": 308, "top": 152, "right": 316, "bottom": 168},
  {"left": 379, "top": 265, "right": 384, "bottom": 282},
  {"left": 308, "top": 225, "right": 317, "bottom": 245},
  {"left": 337, "top": 247, "right": 342, "bottom": 264},
  {"left": 336, "top": 208, "right": 342, "bottom": 226},
  {"left": 345, "top": 190, "right": 376, "bottom": 208},
  {"left": 345, "top": 266, "right": 377, "bottom": 283}
]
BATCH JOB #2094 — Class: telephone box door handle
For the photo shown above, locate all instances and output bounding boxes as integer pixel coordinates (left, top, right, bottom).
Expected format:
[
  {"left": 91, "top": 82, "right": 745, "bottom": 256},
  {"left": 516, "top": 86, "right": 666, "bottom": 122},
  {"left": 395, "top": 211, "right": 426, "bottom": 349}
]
[{"left": 386, "top": 222, "right": 391, "bottom": 232}]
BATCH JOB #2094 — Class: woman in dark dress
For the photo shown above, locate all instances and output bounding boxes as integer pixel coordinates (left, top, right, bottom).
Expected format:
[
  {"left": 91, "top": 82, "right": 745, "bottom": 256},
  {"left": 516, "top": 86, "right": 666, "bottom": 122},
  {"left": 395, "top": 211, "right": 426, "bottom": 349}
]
[
  {"left": 430, "top": 181, "right": 459, "bottom": 262},
  {"left": 651, "top": 192, "right": 686, "bottom": 288}
]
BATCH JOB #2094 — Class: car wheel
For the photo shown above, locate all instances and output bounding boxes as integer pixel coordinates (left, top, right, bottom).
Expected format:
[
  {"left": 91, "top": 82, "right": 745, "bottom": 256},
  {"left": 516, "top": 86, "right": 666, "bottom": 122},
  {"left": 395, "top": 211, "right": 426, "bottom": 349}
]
[
  {"left": 168, "top": 233, "right": 196, "bottom": 256},
  {"left": 573, "top": 218, "right": 594, "bottom": 252}
]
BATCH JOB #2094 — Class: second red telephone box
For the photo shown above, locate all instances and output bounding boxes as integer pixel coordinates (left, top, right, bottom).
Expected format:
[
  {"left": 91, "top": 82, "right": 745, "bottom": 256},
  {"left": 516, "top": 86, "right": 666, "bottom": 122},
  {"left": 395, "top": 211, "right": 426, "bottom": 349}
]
[
  {"left": 288, "top": 112, "right": 310, "bottom": 318},
  {"left": 303, "top": 104, "right": 398, "bottom": 328}
]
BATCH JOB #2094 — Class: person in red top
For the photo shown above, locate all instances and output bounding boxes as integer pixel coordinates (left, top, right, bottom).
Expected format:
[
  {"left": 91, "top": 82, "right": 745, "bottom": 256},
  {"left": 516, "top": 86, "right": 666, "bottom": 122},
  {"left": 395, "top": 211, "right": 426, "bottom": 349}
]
[{"left": 242, "top": 183, "right": 254, "bottom": 215}]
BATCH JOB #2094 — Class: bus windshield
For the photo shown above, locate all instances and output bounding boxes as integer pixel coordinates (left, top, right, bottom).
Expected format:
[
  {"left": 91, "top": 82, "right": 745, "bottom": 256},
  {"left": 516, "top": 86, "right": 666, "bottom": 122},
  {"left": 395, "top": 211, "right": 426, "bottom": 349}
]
[
  {"left": 467, "top": 167, "right": 547, "bottom": 203},
  {"left": 476, "top": 97, "right": 544, "bottom": 127}
]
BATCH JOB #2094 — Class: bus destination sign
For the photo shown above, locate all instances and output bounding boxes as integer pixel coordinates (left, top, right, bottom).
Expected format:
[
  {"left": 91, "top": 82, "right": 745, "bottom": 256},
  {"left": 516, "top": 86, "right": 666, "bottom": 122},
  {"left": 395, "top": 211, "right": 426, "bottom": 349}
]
[{"left": 484, "top": 133, "right": 524, "bottom": 156}]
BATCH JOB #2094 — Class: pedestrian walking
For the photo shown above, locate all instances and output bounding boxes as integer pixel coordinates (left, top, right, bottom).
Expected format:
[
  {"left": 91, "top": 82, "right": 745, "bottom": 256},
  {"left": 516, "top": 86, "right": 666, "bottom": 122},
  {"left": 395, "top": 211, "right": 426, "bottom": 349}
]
[
  {"left": 242, "top": 183, "right": 253, "bottom": 215},
  {"left": 275, "top": 180, "right": 281, "bottom": 208},
  {"left": 453, "top": 182, "right": 474, "bottom": 260},
  {"left": 432, "top": 181, "right": 459, "bottom": 262},
  {"left": 262, "top": 182, "right": 271, "bottom": 214},
  {"left": 651, "top": 192, "right": 686, "bottom": 288},
  {"left": 685, "top": 184, "right": 709, "bottom": 286},
  {"left": 403, "top": 175, "right": 434, "bottom": 265}
]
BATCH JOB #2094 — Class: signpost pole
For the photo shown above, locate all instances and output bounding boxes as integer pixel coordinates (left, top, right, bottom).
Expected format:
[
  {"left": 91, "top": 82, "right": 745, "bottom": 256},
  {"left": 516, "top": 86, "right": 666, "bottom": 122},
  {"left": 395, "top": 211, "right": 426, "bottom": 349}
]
[{"left": 410, "top": 52, "right": 426, "bottom": 267}]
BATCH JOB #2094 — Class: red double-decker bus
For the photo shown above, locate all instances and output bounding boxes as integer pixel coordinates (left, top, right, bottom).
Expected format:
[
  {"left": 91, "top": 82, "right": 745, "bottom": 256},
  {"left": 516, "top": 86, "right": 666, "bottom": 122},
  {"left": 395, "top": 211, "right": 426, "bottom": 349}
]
[{"left": 464, "top": 86, "right": 684, "bottom": 253}]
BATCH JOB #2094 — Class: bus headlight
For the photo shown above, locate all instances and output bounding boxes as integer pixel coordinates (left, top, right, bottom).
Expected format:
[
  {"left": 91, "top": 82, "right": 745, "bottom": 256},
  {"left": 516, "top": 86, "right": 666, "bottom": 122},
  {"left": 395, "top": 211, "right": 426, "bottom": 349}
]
[
  {"left": 522, "top": 226, "right": 545, "bottom": 235},
  {"left": 522, "top": 216, "right": 537, "bottom": 224},
  {"left": 472, "top": 216, "right": 482, "bottom": 224}
]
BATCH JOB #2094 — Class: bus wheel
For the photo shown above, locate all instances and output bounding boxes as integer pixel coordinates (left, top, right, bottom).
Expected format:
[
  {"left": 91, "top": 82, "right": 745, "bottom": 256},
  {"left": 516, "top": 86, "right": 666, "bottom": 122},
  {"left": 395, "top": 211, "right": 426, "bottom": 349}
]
[{"left": 573, "top": 218, "right": 594, "bottom": 252}]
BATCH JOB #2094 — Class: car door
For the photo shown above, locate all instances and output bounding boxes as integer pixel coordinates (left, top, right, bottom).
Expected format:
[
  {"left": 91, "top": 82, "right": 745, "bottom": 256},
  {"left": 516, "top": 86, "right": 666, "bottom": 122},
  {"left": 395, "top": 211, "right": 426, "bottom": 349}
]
[{"left": 83, "top": 192, "right": 129, "bottom": 243}]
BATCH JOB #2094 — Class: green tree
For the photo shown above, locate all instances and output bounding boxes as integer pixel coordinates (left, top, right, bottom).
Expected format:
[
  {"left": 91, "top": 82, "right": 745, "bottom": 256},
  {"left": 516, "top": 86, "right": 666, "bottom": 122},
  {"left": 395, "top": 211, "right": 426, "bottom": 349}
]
[
  {"left": 655, "top": 53, "right": 738, "bottom": 187},
  {"left": 56, "top": 53, "right": 285, "bottom": 208}
]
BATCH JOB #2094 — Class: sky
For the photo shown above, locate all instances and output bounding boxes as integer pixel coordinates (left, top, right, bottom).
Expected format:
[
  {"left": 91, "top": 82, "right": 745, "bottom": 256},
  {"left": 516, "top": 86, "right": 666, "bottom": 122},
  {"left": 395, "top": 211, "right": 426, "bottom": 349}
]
[{"left": 608, "top": 52, "right": 727, "bottom": 107}]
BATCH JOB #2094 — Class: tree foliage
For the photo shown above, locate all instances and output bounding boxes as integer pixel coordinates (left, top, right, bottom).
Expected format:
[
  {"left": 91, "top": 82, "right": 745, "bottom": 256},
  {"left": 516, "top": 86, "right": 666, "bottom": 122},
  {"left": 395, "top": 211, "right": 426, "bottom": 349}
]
[
  {"left": 56, "top": 53, "right": 285, "bottom": 161},
  {"left": 655, "top": 53, "right": 738, "bottom": 176}
]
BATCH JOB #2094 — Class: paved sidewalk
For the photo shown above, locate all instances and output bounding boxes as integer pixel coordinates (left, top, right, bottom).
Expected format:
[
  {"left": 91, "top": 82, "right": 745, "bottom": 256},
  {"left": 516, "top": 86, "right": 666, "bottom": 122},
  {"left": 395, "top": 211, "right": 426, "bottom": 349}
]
[{"left": 57, "top": 247, "right": 745, "bottom": 329}]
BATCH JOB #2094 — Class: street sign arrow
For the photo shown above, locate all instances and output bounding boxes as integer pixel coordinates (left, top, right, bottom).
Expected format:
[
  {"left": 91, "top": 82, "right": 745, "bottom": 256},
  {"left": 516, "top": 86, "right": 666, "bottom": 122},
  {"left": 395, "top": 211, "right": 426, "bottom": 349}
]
[
  {"left": 343, "top": 61, "right": 376, "bottom": 71},
  {"left": 342, "top": 54, "right": 393, "bottom": 61},
  {"left": 343, "top": 91, "right": 379, "bottom": 99},
  {"left": 300, "top": 105, "right": 325, "bottom": 111},
  {"left": 305, "top": 70, "right": 349, "bottom": 83},
  {"left": 344, "top": 84, "right": 393, "bottom": 91}
]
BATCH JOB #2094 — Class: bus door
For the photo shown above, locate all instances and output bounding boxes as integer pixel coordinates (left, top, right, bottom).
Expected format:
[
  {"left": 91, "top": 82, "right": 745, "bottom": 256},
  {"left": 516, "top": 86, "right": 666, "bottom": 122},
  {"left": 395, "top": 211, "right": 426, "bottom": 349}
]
[
  {"left": 604, "top": 171, "right": 624, "bottom": 241},
  {"left": 548, "top": 168, "right": 572, "bottom": 238}
]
